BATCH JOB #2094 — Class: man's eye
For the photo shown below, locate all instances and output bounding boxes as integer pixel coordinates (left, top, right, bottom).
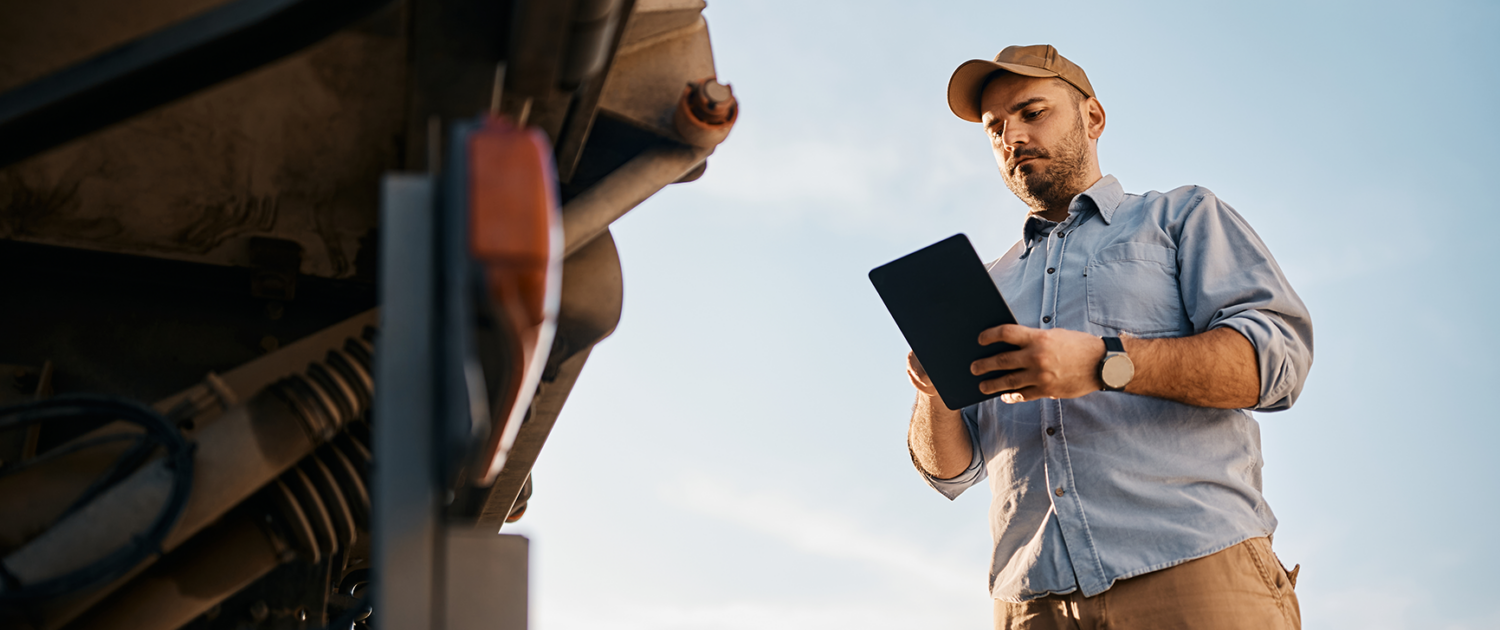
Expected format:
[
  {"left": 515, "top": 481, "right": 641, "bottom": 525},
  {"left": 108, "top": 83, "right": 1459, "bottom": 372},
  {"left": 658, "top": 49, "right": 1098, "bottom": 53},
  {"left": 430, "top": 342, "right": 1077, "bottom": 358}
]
[{"left": 1024, "top": 110, "right": 1043, "bottom": 120}]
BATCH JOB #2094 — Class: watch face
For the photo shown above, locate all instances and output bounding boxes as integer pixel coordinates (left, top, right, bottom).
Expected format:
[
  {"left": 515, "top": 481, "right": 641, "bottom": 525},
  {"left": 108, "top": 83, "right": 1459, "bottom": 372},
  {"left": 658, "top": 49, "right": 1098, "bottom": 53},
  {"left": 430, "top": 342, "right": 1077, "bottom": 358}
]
[{"left": 1102, "top": 354, "right": 1134, "bottom": 389}]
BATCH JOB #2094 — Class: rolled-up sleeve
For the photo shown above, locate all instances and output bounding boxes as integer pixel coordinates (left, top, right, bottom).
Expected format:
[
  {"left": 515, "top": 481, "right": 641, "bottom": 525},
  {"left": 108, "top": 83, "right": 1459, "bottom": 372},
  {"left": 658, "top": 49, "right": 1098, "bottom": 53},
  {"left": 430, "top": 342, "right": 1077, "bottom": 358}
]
[
  {"left": 1173, "top": 190, "right": 1314, "bottom": 411},
  {"left": 916, "top": 407, "right": 987, "bottom": 499}
]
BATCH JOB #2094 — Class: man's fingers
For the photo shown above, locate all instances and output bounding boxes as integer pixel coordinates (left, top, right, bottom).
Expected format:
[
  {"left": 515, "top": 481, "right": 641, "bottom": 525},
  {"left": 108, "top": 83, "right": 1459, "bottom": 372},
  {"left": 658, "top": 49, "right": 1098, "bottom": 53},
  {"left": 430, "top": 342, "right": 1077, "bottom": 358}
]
[
  {"left": 970, "top": 348, "right": 1026, "bottom": 376},
  {"left": 908, "top": 368, "right": 938, "bottom": 395},
  {"left": 999, "top": 387, "right": 1042, "bottom": 404},
  {"left": 979, "top": 323, "right": 1037, "bottom": 347},
  {"left": 978, "top": 369, "right": 1033, "bottom": 395},
  {"left": 906, "top": 352, "right": 938, "bottom": 395}
]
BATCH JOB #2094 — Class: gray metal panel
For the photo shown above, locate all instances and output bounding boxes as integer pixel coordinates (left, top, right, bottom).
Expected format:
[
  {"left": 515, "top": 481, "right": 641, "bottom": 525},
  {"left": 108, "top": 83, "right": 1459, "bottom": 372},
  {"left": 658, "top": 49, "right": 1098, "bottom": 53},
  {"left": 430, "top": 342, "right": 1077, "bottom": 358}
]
[
  {"left": 443, "top": 530, "right": 527, "bottom": 630},
  {"left": 373, "top": 173, "right": 439, "bottom": 630}
]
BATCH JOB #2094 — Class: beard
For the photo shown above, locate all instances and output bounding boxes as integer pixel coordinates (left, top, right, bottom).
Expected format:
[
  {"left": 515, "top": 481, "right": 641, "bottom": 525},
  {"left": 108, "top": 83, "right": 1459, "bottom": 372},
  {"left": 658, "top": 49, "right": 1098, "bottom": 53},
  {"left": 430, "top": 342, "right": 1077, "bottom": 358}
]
[{"left": 1000, "top": 114, "right": 1092, "bottom": 214}]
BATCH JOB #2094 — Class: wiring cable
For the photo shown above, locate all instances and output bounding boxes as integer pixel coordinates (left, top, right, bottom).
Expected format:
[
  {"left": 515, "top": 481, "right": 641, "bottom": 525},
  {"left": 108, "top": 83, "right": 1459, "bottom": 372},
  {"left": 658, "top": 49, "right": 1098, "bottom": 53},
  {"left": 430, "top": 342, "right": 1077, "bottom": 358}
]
[{"left": 0, "top": 395, "right": 195, "bottom": 602}]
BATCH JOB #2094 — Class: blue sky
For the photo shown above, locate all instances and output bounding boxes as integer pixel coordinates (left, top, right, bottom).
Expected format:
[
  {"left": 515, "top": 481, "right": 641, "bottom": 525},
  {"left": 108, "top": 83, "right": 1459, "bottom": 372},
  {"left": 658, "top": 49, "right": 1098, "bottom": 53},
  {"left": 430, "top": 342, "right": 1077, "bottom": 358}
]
[{"left": 504, "top": 1, "right": 1500, "bottom": 628}]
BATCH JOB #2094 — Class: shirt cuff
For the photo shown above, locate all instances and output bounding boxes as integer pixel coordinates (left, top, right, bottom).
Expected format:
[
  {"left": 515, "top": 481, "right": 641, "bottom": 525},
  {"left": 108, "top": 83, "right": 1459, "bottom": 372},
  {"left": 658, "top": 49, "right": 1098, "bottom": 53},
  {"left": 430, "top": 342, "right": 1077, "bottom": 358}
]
[
  {"left": 1212, "top": 311, "right": 1312, "bottom": 412},
  {"left": 915, "top": 408, "right": 985, "bottom": 500}
]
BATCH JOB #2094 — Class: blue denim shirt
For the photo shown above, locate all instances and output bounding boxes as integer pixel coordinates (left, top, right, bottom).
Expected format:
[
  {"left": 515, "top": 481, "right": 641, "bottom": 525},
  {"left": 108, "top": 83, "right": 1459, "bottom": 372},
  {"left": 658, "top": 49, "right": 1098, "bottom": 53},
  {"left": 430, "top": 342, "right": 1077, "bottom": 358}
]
[{"left": 923, "top": 175, "right": 1313, "bottom": 602}]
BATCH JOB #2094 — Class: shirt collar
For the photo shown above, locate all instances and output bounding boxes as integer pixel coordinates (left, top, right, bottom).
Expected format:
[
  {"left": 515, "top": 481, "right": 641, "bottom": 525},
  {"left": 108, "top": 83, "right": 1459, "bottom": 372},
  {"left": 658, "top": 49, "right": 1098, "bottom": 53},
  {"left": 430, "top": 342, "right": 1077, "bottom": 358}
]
[
  {"left": 1076, "top": 174, "right": 1124, "bottom": 224},
  {"left": 1021, "top": 175, "right": 1125, "bottom": 247},
  {"left": 1022, "top": 215, "right": 1055, "bottom": 248}
]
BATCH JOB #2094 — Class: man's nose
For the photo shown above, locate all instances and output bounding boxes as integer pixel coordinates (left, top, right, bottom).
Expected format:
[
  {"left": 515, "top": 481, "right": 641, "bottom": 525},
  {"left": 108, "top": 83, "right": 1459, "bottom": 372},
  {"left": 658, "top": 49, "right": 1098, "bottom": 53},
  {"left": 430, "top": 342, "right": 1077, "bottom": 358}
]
[
  {"left": 1003, "top": 125, "right": 1026, "bottom": 151},
  {"left": 997, "top": 120, "right": 1024, "bottom": 154}
]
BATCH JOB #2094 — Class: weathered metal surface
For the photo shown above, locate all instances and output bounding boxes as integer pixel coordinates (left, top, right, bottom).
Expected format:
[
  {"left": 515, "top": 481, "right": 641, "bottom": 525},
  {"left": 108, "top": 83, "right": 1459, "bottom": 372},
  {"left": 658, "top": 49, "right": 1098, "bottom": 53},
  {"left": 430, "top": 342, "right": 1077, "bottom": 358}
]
[
  {"left": 553, "top": 0, "right": 639, "bottom": 183},
  {"left": 600, "top": 0, "right": 717, "bottom": 142},
  {"left": 0, "top": 0, "right": 397, "bottom": 169},
  {"left": 62, "top": 508, "right": 288, "bottom": 630},
  {"left": 0, "top": 0, "right": 407, "bottom": 279}
]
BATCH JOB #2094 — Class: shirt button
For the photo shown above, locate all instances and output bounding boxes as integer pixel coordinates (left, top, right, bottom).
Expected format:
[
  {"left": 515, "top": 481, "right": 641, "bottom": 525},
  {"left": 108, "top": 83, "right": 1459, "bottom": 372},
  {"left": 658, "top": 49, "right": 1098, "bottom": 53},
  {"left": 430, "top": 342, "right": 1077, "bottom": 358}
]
[
  {"left": 1057, "top": 232, "right": 1066, "bottom": 238},
  {"left": 1047, "top": 267, "right": 1056, "bottom": 274},
  {"left": 1055, "top": 487, "right": 1065, "bottom": 496},
  {"left": 1042, "top": 316, "right": 1052, "bottom": 323},
  {"left": 1046, "top": 427, "right": 1056, "bottom": 436}
]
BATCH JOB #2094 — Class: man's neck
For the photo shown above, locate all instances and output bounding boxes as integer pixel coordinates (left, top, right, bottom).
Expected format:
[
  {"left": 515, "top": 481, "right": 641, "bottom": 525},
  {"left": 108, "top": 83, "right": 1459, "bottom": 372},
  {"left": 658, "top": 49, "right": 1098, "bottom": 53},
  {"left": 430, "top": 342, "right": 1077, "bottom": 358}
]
[
  {"left": 1028, "top": 173, "right": 1104, "bottom": 223},
  {"left": 1030, "top": 206, "right": 1071, "bottom": 223}
]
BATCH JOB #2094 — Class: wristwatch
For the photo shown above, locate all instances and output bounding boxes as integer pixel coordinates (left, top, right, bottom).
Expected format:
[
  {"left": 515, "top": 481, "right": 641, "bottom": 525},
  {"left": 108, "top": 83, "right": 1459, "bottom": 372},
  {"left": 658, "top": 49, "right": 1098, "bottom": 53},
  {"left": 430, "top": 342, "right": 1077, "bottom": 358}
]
[{"left": 1098, "top": 337, "right": 1134, "bottom": 392}]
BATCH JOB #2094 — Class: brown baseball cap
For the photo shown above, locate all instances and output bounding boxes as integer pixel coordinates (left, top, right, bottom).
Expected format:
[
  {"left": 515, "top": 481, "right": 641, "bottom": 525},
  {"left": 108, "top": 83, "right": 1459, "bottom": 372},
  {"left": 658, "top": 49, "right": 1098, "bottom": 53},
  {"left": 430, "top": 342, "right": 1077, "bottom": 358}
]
[{"left": 947, "top": 44, "right": 1095, "bottom": 123}]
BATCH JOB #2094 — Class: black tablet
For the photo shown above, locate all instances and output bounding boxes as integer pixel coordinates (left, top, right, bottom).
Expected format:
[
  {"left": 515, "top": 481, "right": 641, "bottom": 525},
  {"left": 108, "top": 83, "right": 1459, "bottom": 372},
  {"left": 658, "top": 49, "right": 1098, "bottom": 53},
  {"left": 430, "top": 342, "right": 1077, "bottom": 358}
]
[{"left": 869, "top": 234, "right": 1019, "bottom": 410}]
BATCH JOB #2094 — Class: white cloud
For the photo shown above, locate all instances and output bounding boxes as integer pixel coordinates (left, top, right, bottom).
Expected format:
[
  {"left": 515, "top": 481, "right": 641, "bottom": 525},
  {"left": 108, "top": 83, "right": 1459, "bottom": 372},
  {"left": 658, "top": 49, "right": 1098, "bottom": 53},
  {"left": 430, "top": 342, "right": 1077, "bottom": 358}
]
[
  {"left": 662, "top": 477, "right": 982, "bottom": 596},
  {"left": 524, "top": 475, "right": 994, "bottom": 630}
]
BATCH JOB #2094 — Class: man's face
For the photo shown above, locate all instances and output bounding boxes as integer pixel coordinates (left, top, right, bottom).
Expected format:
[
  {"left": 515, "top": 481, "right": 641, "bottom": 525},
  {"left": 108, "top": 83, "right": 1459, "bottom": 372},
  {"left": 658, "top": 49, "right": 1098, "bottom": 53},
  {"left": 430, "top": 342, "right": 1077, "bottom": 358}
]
[{"left": 980, "top": 74, "right": 1097, "bottom": 213}]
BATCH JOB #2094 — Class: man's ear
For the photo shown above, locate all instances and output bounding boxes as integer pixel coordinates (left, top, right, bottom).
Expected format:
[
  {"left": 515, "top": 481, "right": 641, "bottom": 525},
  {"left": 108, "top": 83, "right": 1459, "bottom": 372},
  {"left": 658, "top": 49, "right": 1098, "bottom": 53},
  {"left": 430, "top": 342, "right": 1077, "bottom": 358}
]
[{"left": 1085, "top": 97, "right": 1106, "bottom": 141}]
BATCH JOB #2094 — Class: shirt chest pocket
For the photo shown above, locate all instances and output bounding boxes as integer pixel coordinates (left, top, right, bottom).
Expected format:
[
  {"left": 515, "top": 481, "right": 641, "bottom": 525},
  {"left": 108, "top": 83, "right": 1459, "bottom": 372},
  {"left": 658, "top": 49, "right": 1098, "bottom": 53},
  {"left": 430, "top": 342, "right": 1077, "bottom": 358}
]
[{"left": 1085, "top": 242, "right": 1184, "bottom": 335}]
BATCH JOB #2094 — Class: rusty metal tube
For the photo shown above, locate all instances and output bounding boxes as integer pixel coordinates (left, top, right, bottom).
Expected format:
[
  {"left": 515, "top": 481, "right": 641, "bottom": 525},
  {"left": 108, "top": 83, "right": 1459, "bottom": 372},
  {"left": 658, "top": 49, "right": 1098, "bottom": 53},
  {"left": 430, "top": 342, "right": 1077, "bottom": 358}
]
[
  {"left": 62, "top": 510, "right": 289, "bottom": 630},
  {"left": 561, "top": 143, "right": 708, "bottom": 258}
]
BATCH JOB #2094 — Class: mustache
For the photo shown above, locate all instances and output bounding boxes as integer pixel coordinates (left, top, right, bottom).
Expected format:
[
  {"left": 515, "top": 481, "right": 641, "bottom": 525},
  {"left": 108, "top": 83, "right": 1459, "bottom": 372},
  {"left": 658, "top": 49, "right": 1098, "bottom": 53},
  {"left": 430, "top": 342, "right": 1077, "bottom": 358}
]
[{"left": 1007, "top": 147, "right": 1049, "bottom": 172}]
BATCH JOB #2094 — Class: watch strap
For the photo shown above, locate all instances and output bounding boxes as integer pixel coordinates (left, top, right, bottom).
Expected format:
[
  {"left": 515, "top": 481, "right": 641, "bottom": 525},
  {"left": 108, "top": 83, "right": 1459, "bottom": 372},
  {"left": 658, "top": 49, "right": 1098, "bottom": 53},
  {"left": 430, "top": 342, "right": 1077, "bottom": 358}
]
[{"left": 1102, "top": 336, "right": 1125, "bottom": 353}]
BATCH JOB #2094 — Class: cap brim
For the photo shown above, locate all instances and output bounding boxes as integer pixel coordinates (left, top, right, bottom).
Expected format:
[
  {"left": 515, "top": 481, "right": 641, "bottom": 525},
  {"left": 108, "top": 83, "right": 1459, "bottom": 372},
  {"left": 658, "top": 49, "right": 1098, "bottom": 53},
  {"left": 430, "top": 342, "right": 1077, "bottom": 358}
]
[{"left": 946, "top": 59, "right": 1059, "bottom": 123}]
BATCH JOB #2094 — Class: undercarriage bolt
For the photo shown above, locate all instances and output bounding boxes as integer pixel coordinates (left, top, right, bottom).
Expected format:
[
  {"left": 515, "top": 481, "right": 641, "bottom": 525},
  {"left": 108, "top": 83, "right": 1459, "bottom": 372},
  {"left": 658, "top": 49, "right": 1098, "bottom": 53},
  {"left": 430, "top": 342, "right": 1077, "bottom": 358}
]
[{"left": 688, "top": 79, "right": 735, "bottom": 125}]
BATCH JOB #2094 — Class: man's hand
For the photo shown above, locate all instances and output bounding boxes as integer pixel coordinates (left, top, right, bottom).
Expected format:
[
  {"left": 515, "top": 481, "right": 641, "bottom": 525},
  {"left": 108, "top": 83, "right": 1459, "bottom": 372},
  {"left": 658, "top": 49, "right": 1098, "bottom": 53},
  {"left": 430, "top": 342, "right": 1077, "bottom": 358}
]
[
  {"left": 970, "top": 324, "right": 1104, "bottom": 404},
  {"left": 906, "top": 351, "right": 971, "bottom": 479},
  {"left": 969, "top": 325, "right": 1262, "bottom": 409},
  {"left": 907, "top": 351, "right": 940, "bottom": 398}
]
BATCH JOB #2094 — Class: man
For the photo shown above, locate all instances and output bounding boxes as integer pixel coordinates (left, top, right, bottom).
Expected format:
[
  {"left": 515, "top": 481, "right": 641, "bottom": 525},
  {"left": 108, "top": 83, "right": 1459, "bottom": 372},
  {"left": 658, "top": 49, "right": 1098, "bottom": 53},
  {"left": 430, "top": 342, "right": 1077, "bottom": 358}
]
[{"left": 907, "top": 45, "right": 1313, "bottom": 629}]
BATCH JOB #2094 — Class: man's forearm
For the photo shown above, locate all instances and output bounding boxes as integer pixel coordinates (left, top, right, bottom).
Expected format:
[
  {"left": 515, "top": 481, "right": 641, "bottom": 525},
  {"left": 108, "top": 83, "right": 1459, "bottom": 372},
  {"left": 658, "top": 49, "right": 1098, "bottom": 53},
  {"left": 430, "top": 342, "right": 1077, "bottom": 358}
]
[
  {"left": 908, "top": 394, "right": 973, "bottom": 480},
  {"left": 1123, "top": 327, "right": 1259, "bottom": 409}
]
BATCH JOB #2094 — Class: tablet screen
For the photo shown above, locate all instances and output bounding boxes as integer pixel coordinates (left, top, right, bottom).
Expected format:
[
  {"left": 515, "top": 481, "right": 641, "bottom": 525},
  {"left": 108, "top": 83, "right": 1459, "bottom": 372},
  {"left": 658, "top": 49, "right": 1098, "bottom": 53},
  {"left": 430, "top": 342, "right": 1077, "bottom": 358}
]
[{"left": 869, "top": 234, "right": 1019, "bottom": 410}]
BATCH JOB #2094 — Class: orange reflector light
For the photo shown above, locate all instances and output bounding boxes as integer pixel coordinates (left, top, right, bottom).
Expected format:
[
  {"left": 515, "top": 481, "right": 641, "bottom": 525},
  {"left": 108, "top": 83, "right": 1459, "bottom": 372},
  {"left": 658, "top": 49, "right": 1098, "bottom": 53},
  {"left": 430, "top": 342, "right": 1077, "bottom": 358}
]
[{"left": 468, "top": 115, "right": 562, "bottom": 485}]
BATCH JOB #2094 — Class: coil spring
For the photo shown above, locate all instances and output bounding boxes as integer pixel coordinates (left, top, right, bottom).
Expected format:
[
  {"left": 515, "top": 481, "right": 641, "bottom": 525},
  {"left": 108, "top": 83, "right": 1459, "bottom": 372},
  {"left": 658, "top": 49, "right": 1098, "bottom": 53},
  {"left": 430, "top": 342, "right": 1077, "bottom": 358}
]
[
  {"left": 259, "top": 327, "right": 376, "bottom": 563},
  {"left": 263, "top": 422, "right": 372, "bottom": 564},
  {"left": 265, "top": 328, "right": 375, "bottom": 443}
]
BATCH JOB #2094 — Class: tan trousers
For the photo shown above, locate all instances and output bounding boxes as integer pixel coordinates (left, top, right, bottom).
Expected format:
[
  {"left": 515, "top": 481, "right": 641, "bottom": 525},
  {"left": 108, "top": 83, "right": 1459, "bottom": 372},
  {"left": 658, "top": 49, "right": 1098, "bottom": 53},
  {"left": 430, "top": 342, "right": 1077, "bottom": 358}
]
[{"left": 994, "top": 537, "right": 1300, "bottom": 630}]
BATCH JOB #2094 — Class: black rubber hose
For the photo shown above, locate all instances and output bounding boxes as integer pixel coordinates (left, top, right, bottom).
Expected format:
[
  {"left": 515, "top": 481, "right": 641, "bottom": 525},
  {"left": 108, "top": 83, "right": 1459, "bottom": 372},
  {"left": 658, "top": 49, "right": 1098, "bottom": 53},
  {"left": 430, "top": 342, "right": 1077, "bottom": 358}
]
[{"left": 0, "top": 395, "right": 195, "bottom": 602}]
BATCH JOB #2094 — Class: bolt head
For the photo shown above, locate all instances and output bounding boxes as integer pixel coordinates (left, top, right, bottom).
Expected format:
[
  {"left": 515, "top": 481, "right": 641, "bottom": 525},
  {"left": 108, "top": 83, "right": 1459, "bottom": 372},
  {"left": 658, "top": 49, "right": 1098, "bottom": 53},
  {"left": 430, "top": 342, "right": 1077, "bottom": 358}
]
[{"left": 703, "top": 80, "right": 731, "bottom": 103}]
